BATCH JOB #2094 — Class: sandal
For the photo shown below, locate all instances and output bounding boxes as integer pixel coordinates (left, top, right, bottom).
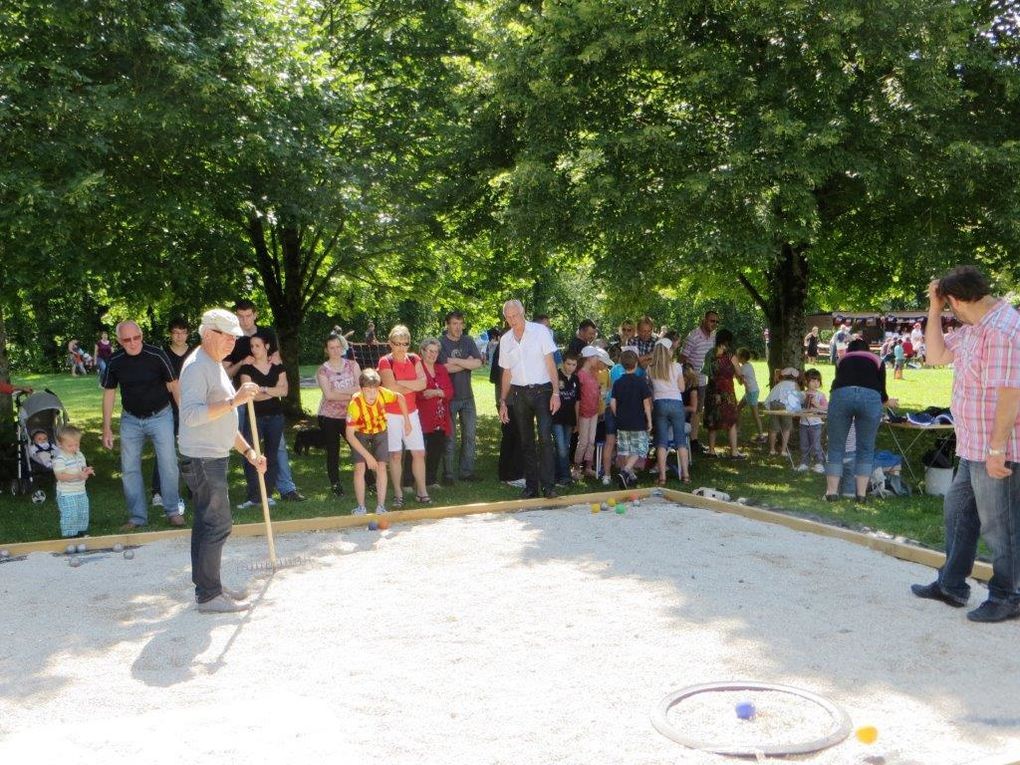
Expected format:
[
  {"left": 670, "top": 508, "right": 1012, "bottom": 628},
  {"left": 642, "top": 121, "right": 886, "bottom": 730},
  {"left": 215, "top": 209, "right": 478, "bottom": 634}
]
[
  {"left": 727, "top": 452, "right": 747, "bottom": 460},
  {"left": 680, "top": 476, "right": 692, "bottom": 484},
  {"left": 391, "top": 495, "right": 404, "bottom": 508},
  {"left": 655, "top": 478, "right": 667, "bottom": 487},
  {"left": 416, "top": 495, "right": 433, "bottom": 505}
]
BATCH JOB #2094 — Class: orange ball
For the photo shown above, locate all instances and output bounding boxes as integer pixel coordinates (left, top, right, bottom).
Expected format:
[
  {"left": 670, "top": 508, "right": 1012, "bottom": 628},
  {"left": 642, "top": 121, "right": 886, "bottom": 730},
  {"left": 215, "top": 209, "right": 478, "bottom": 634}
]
[{"left": 378, "top": 518, "right": 391, "bottom": 530}]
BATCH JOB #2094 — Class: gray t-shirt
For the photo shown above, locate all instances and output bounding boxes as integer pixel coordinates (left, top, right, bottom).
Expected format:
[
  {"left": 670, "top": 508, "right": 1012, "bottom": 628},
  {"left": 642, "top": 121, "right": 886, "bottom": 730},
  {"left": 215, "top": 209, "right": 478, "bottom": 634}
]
[
  {"left": 178, "top": 347, "right": 239, "bottom": 458},
  {"left": 438, "top": 331, "right": 481, "bottom": 401}
]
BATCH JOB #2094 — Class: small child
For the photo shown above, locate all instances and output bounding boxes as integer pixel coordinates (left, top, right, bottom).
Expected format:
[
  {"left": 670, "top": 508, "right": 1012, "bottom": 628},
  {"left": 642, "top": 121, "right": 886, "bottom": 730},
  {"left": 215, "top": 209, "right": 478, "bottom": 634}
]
[
  {"left": 30, "top": 429, "right": 55, "bottom": 469},
  {"left": 893, "top": 339, "right": 906, "bottom": 380},
  {"left": 797, "top": 368, "right": 828, "bottom": 473},
  {"left": 734, "top": 348, "right": 764, "bottom": 442},
  {"left": 764, "top": 367, "right": 802, "bottom": 457},
  {"left": 553, "top": 352, "right": 580, "bottom": 486},
  {"left": 345, "top": 369, "right": 411, "bottom": 516},
  {"left": 610, "top": 350, "right": 653, "bottom": 490},
  {"left": 574, "top": 346, "right": 610, "bottom": 479},
  {"left": 52, "top": 424, "right": 94, "bottom": 537}
]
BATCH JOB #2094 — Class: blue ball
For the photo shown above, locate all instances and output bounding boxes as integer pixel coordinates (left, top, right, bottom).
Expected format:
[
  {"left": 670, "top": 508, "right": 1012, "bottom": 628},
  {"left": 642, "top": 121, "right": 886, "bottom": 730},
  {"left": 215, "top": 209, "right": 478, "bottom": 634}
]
[
  {"left": 735, "top": 701, "right": 756, "bottom": 720},
  {"left": 368, "top": 521, "right": 379, "bottom": 531}
]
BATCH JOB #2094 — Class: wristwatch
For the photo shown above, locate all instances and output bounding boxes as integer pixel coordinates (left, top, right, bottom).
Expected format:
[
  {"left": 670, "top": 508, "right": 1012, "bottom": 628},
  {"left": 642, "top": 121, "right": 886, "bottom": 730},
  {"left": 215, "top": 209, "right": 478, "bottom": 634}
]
[{"left": 988, "top": 448, "right": 1005, "bottom": 457}]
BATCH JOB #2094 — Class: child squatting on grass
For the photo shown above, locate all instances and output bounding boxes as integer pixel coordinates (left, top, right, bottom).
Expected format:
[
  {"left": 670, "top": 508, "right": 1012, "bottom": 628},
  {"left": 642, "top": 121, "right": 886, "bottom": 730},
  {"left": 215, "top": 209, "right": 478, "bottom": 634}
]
[
  {"left": 52, "top": 424, "right": 95, "bottom": 537},
  {"left": 345, "top": 368, "right": 411, "bottom": 516}
]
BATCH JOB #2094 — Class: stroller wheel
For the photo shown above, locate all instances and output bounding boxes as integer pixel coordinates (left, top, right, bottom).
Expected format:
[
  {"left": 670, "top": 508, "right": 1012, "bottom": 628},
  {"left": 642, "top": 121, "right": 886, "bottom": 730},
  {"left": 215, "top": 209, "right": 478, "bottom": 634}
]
[
  {"left": 31, "top": 489, "right": 46, "bottom": 504},
  {"left": 8, "top": 478, "right": 18, "bottom": 496}
]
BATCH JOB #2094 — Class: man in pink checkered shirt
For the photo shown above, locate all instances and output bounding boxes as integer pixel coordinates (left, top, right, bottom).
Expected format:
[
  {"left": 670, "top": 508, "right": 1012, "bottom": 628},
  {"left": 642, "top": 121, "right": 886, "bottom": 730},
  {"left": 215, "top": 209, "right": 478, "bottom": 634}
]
[{"left": 911, "top": 266, "right": 1020, "bottom": 623}]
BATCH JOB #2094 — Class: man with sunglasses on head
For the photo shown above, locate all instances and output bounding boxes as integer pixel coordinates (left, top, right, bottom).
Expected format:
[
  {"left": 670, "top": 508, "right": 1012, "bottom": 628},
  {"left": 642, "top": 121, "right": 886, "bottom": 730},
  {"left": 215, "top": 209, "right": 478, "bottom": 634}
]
[
  {"left": 680, "top": 310, "right": 719, "bottom": 454},
  {"left": 102, "top": 320, "right": 183, "bottom": 530}
]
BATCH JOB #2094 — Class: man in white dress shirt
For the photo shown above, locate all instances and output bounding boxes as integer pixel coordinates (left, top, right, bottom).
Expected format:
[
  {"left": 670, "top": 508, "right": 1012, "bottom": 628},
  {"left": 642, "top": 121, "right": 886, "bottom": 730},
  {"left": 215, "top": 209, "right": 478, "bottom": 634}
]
[{"left": 497, "top": 300, "right": 561, "bottom": 499}]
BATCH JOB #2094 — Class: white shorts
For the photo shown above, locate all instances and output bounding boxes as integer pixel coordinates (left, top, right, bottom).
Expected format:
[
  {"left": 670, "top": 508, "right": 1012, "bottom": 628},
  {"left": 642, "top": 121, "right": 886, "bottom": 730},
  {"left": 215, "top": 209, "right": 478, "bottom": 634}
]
[{"left": 386, "top": 411, "right": 425, "bottom": 453}]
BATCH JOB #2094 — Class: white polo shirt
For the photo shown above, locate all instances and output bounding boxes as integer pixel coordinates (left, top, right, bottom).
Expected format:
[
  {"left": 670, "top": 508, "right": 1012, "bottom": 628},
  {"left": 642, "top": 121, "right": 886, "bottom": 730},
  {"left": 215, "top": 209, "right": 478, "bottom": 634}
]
[{"left": 499, "top": 321, "right": 556, "bottom": 386}]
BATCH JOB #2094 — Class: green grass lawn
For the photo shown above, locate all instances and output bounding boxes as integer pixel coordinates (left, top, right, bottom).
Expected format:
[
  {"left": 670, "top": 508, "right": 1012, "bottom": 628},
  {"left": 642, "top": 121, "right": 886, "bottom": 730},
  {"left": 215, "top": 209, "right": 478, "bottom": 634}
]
[{"left": 0, "top": 360, "right": 956, "bottom": 547}]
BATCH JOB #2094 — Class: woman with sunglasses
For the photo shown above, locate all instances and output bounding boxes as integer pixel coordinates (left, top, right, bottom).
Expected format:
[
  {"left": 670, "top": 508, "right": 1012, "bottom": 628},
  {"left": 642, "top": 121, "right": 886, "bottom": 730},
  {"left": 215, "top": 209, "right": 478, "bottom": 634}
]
[{"left": 378, "top": 325, "right": 431, "bottom": 504}]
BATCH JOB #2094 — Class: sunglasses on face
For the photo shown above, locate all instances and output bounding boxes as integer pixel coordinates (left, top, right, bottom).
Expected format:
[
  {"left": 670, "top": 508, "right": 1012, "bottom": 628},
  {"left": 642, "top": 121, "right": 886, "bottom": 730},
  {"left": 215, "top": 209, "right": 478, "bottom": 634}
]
[{"left": 118, "top": 334, "right": 142, "bottom": 343}]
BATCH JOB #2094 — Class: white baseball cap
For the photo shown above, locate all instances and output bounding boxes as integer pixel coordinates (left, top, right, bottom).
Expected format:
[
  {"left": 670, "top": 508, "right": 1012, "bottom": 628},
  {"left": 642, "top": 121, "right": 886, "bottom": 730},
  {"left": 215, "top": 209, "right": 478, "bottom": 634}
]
[{"left": 200, "top": 308, "right": 243, "bottom": 337}]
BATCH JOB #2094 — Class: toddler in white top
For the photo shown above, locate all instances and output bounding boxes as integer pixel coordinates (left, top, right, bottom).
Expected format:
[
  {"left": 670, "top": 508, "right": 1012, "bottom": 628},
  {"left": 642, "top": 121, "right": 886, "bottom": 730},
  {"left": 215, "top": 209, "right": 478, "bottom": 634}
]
[
  {"left": 735, "top": 348, "right": 764, "bottom": 442},
  {"left": 797, "top": 369, "right": 828, "bottom": 473}
]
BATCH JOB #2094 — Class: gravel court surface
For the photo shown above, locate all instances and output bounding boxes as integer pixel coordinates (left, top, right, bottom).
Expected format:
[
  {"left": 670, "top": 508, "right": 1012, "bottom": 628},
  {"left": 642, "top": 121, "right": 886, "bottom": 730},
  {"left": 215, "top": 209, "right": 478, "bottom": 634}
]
[{"left": 1, "top": 502, "right": 1018, "bottom": 764}]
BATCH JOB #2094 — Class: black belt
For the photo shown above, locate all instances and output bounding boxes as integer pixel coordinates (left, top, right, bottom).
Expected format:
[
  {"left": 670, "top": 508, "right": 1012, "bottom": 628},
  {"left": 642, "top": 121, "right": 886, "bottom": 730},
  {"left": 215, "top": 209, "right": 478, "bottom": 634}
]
[
  {"left": 512, "top": 383, "right": 552, "bottom": 390},
  {"left": 127, "top": 404, "right": 171, "bottom": 419}
]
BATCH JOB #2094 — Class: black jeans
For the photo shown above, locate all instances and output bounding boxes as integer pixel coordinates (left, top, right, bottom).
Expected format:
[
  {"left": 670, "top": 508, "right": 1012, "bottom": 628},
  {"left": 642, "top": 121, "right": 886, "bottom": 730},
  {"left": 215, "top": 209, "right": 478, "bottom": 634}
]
[
  {"left": 181, "top": 457, "right": 232, "bottom": 603},
  {"left": 510, "top": 384, "right": 555, "bottom": 493},
  {"left": 318, "top": 415, "right": 346, "bottom": 487},
  {"left": 424, "top": 430, "right": 446, "bottom": 485}
]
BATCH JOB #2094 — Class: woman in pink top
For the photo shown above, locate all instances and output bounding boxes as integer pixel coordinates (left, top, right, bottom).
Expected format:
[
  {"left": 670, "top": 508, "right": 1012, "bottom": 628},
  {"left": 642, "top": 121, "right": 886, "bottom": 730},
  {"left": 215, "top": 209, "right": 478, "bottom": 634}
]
[
  {"left": 317, "top": 333, "right": 361, "bottom": 497},
  {"left": 378, "top": 324, "right": 429, "bottom": 505}
]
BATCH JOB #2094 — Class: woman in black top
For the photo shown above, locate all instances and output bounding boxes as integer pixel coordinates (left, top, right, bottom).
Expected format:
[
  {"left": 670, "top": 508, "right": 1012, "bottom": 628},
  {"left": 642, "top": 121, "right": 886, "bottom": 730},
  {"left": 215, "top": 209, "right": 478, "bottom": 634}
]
[
  {"left": 824, "top": 338, "right": 898, "bottom": 502},
  {"left": 238, "top": 331, "right": 288, "bottom": 508},
  {"left": 804, "top": 326, "right": 820, "bottom": 364}
]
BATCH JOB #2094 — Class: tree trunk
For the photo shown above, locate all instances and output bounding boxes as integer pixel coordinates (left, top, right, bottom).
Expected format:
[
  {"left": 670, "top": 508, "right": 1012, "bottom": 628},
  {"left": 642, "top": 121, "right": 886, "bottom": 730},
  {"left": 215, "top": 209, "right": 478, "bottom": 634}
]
[{"left": 764, "top": 244, "right": 809, "bottom": 379}]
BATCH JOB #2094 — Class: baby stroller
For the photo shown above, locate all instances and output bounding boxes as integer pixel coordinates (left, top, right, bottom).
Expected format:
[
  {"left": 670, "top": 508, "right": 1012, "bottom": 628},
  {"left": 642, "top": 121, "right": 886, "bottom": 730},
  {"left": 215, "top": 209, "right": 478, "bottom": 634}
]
[{"left": 11, "top": 389, "right": 69, "bottom": 503}]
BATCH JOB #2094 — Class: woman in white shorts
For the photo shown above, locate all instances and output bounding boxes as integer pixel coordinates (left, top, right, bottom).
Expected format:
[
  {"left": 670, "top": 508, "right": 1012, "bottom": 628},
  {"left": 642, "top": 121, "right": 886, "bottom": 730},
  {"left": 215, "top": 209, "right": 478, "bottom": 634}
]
[{"left": 377, "top": 325, "right": 431, "bottom": 505}]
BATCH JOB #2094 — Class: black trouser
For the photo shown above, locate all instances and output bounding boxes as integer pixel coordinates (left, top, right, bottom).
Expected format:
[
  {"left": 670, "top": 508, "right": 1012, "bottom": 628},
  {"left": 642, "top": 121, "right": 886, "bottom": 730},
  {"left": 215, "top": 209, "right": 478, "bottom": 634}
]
[
  {"left": 181, "top": 457, "right": 231, "bottom": 603},
  {"left": 424, "top": 430, "right": 446, "bottom": 485},
  {"left": 510, "top": 384, "right": 555, "bottom": 493},
  {"left": 319, "top": 415, "right": 346, "bottom": 487}
]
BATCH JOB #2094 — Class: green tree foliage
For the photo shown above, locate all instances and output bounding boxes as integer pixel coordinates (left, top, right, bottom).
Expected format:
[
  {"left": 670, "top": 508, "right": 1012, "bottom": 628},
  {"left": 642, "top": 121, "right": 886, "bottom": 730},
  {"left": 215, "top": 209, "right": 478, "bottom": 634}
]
[{"left": 469, "top": 0, "right": 1020, "bottom": 373}]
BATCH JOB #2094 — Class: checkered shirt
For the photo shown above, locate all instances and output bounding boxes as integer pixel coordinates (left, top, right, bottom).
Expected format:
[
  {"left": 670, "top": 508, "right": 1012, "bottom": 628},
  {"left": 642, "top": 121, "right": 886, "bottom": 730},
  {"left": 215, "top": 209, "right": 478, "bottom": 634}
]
[{"left": 944, "top": 299, "right": 1020, "bottom": 462}]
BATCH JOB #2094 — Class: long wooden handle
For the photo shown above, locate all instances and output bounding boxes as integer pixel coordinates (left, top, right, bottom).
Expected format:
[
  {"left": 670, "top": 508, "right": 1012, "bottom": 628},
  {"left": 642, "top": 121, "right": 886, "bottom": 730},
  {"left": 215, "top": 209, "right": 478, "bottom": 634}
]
[{"left": 247, "top": 400, "right": 278, "bottom": 567}]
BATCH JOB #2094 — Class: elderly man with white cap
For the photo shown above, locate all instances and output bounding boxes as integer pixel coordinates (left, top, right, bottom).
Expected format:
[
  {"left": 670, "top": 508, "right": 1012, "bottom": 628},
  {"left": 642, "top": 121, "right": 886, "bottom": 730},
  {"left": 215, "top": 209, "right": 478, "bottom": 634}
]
[{"left": 178, "top": 309, "right": 266, "bottom": 614}]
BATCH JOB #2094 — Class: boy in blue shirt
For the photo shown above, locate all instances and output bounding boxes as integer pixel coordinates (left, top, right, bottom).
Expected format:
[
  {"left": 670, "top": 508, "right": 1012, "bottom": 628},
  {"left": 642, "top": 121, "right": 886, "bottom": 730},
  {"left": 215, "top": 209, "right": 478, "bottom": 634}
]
[{"left": 610, "top": 350, "right": 652, "bottom": 489}]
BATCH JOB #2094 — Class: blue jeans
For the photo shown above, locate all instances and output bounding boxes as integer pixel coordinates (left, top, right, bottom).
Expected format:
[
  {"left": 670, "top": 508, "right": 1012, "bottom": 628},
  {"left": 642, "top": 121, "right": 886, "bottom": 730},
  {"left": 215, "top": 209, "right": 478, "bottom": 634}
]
[
  {"left": 242, "top": 413, "right": 284, "bottom": 502},
  {"left": 119, "top": 406, "right": 179, "bottom": 525},
  {"left": 825, "top": 386, "right": 883, "bottom": 479},
  {"left": 510, "top": 384, "right": 555, "bottom": 493},
  {"left": 181, "top": 457, "right": 232, "bottom": 603},
  {"left": 938, "top": 458, "right": 1020, "bottom": 604},
  {"left": 239, "top": 405, "right": 295, "bottom": 495},
  {"left": 444, "top": 397, "right": 477, "bottom": 479},
  {"left": 551, "top": 423, "right": 573, "bottom": 484},
  {"left": 653, "top": 399, "right": 688, "bottom": 449}
]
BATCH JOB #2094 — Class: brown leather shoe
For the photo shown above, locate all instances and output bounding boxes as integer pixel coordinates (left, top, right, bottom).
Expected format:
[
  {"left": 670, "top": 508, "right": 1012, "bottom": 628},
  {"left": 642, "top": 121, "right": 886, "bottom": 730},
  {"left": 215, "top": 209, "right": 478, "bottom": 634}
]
[
  {"left": 167, "top": 514, "right": 186, "bottom": 527},
  {"left": 120, "top": 522, "right": 144, "bottom": 532}
]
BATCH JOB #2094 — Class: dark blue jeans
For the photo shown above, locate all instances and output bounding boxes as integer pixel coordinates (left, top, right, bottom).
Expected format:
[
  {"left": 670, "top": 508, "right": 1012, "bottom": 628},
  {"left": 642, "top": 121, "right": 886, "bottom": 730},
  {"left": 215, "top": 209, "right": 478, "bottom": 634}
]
[
  {"left": 938, "top": 458, "right": 1020, "bottom": 604},
  {"left": 551, "top": 423, "right": 573, "bottom": 484},
  {"left": 510, "top": 384, "right": 555, "bottom": 493},
  {"left": 181, "top": 457, "right": 232, "bottom": 603},
  {"left": 242, "top": 413, "right": 284, "bottom": 502},
  {"left": 825, "top": 386, "right": 883, "bottom": 479}
]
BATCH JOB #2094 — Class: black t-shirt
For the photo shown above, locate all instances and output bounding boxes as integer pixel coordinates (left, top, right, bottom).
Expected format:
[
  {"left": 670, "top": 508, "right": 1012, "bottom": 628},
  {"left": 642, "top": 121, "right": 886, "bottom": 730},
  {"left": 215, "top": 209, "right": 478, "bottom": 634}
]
[
  {"left": 566, "top": 336, "right": 588, "bottom": 358},
  {"left": 611, "top": 373, "right": 652, "bottom": 431},
  {"left": 239, "top": 363, "right": 285, "bottom": 417},
  {"left": 831, "top": 353, "right": 889, "bottom": 402},
  {"left": 553, "top": 370, "right": 580, "bottom": 426},
  {"left": 226, "top": 325, "right": 279, "bottom": 382},
  {"left": 103, "top": 344, "right": 176, "bottom": 417},
  {"left": 163, "top": 344, "right": 192, "bottom": 379}
]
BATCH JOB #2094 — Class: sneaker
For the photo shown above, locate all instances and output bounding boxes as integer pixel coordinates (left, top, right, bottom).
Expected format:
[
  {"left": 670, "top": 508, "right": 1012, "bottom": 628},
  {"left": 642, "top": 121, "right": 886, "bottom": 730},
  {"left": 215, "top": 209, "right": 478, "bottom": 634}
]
[
  {"left": 151, "top": 493, "right": 163, "bottom": 508},
  {"left": 617, "top": 472, "right": 631, "bottom": 490},
  {"left": 811, "top": 464, "right": 825, "bottom": 474},
  {"left": 601, "top": 475, "right": 612, "bottom": 486},
  {"left": 374, "top": 505, "right": 387, "bottom": 514},
  {"left": 910, "top": 581, "right": 968, "bottom": 608},
  {"left": 967, "top": 600, "right": 1020, "bottom": 623},
  {"left": 331, "top": 483, "right": 345, "bottom": 497},
  {"left": 504, "top": 478, "right": 527, "bottom": 489},
  {"left": 167, "top": 515, "right": 186, "bottom": 527},
  {"left": 795, "top": 464, "right": 809, "bottom": 472},
  {"left": 280, "top": 490, "right": 306, "bottom": 502},
  {"left": 351, "top": 505, "right": 367, "bottom": 516},
  {"left": 237, "top": 498, "right": 275, "bottom": 510},
  {"left": 222, "top": 585, "right": 250, "bottom": 601},
  {"left": 197, "top": 594, "right": 250, "bottom": 614},
  {"left": 543, "top": 489, "right": 559, "bottom": 499}
]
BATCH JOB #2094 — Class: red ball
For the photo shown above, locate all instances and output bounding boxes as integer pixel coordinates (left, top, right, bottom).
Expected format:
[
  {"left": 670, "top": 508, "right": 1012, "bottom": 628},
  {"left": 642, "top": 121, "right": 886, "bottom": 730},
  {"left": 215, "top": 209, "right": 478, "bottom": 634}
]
[{"left": 378, "top": 518, "right": 391, "bottom": 530}]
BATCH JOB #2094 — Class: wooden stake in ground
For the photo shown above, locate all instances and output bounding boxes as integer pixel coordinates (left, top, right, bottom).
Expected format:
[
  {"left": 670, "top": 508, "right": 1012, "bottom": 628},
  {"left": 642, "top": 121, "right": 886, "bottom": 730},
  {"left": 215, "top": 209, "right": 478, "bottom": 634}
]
[{"left": 247, "top": 400, "right": 279, "bottom": 569}]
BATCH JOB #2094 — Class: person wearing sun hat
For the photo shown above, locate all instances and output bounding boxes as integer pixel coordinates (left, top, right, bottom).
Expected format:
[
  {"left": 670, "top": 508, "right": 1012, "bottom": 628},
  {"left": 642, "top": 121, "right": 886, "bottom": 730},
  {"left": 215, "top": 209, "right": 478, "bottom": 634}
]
[{"left": 178, "top": 308, "right": 266, "bottom": 614}]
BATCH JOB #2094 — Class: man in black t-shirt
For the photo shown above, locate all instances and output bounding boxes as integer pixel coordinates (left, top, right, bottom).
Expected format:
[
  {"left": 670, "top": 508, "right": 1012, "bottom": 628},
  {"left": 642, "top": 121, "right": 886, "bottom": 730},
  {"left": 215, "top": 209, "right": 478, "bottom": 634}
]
[
  {"left": 565, "top": 319, "right": 598, "bottom": 358},
  {"left": 102, "top": 320, "right": 183, "bottom": 530},
  {"left": 223, "top": 299, "right": 305, "bottom": 502}
]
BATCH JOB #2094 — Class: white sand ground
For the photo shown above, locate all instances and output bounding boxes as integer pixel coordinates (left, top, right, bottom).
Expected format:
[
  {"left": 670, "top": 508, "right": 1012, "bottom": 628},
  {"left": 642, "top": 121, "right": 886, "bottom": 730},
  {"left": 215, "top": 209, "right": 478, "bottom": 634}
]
[{"left": 1, "top": 501, "right": 1019, "bottom": 764}]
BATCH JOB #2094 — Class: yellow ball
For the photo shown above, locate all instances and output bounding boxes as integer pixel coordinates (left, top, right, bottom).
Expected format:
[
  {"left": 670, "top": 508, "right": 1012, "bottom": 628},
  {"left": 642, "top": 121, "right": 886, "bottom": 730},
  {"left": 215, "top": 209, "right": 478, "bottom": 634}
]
[
  {"left": 591, "top": 503, "right": 600, "bottom": 513},
  {"left": 855, "top": 726, "right": 878, "bottom": 744}
]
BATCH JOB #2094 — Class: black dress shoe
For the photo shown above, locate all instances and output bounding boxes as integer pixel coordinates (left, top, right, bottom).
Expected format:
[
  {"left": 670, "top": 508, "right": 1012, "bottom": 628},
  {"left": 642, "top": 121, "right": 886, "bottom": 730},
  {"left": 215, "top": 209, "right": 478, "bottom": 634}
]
[
  {"left": 543, "top": 489, "right": 558, "bottom": 499},
  {"left": 911, "top": 581, "right": 967, "bottom": 608},
  {"left": 459, "top": 474, "right": 481, "bottom": 482},
  {"left": 520, "top": 488, "right": 539, "bottom": 499}
]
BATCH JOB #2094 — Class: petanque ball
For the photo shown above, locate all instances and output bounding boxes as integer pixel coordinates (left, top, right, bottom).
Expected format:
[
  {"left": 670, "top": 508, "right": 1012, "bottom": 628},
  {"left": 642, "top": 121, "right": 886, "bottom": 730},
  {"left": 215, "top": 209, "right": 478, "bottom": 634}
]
[
  {"left": 69, "top": 557, "right": 82, "bottom": 568},
  {"left": 112, "top": 543, "right": 124, "bottom": 553},
  {"left": 368, "top": 521, "right": 379, "bottom": 531},
  {"left": 632, "top": 499, "right": 641, "bottom": 507},
  {"left": 591, "top": 503, "right": 600, "bottom": 513},
  {"left": 856, "top": 726, "right": 878, "bottom": 744},
  {"left": 735, "top": 701, "right": 756, "bottom": 720},
  {"left": 65, "top": 544, "right": 76, "bottom": 555},
  {"left": 378, "top": 518, "right": 390, "bottom": 530},
  {"left": 615, "top": 504, "right": 626, "bottom": 515},
  {"left": 630, "top": 493, "right": 639, "bottom": 502},
  {"left": 600, "top": 502, "right": 609, "bottom": 511},
  {"left": 0, "top": 549, "right": 9, "bottom": 558},
  {"left": 75, "top": 543, "right": 86, "bottom": 554},
  {"left": 123, "top": 550, "right": 135, "bottom": 560}
]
